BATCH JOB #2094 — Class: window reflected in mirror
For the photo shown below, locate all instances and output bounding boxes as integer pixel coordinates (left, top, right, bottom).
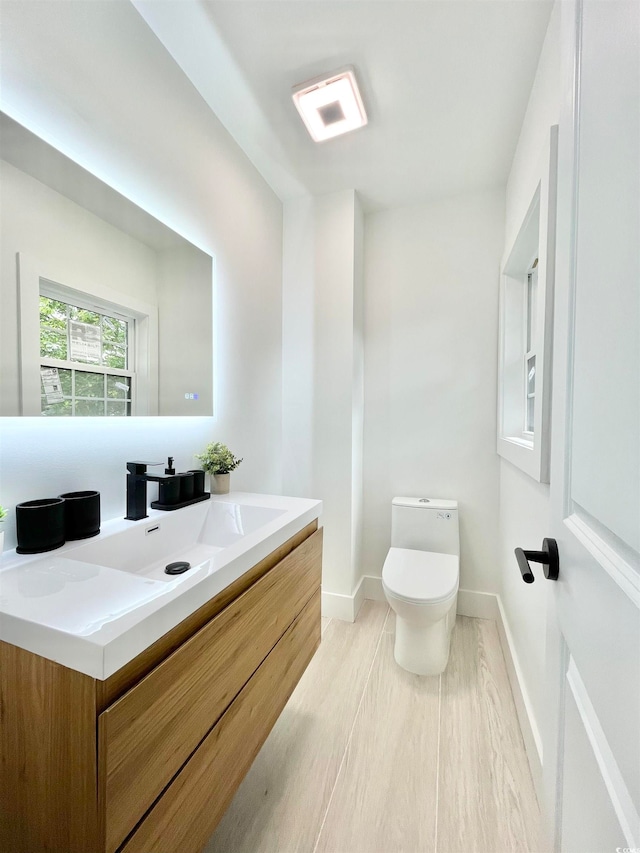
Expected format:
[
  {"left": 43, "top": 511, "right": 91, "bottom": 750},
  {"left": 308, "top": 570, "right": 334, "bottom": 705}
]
[{"left": 39, "top": 292, "right": 134, "bottom": 416}]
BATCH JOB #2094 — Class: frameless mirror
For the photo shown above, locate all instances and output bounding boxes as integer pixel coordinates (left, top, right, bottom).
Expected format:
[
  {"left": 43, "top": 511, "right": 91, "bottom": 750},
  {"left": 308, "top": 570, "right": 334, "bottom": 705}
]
[{"left": 0, "top": 113, "right": 214, "bottom": 417}]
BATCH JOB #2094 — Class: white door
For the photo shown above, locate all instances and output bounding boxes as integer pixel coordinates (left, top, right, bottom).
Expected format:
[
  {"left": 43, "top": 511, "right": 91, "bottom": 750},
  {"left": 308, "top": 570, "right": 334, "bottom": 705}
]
[{"left": 541, "top": 1, "right": 640, "bottom": 851}]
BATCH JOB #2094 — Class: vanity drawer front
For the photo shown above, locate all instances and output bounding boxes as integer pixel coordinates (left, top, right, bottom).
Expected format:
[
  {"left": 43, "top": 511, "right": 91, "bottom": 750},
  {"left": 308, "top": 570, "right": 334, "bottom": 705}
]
[
  {"left": 99, "top": 528, "right": 322, "bottom": 853},
  {"left": 121, "top": 590, "right": 321, "bottom": 853}
]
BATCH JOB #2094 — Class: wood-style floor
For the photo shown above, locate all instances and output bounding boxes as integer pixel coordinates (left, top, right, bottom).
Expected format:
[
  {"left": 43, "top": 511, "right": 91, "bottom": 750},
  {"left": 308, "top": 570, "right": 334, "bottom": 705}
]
[{"left": 204, "top": 602, "right": 544, "bottom": 853}]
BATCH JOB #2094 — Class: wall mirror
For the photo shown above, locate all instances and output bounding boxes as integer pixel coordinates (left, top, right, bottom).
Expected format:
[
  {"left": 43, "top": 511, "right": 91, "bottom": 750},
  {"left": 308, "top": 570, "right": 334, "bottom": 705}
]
[
  {"left": 0, "top": 112, "right": 214, "bottom": 417},
  {"left": 497, "top": 125, "right": 558, "bottom": 482}
]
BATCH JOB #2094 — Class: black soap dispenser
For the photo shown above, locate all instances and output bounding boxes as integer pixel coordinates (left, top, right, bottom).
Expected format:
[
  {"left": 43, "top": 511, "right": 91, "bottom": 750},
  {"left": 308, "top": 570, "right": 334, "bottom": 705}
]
[{"left": 157, "top": 456, "right": 180, "bottom": 505}]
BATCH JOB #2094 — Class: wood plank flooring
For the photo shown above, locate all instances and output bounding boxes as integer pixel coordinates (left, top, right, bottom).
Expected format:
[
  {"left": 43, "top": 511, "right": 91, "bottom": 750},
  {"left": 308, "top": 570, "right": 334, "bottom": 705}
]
[
  {"left": 437, "top": 618, "right": 542, "bottom": 853},
  {"left": 204, "top": 603, "right": 544, "bottom": 853}
]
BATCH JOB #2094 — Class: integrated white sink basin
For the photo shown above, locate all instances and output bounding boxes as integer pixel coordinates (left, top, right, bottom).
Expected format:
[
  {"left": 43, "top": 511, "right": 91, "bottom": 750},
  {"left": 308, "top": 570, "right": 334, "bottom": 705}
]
[
  {"left": 0, "top": 492, "right": 321, "bottom": 679},
  {"left": 65, "top": 500, "right": 286, "bottom": 581}
]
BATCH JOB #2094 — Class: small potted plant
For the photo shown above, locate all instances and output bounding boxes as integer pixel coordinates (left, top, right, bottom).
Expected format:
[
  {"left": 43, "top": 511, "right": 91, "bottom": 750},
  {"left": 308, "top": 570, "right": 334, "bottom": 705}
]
[{"left": 195, "top": 442, "right": 242, "bottom": 495}]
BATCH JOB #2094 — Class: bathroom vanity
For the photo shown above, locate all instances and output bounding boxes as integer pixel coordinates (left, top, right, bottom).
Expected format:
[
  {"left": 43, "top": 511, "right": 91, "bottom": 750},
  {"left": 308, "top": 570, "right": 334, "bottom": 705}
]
[{"left": 0, "top": 494, "right": 323, "bottom": 853}]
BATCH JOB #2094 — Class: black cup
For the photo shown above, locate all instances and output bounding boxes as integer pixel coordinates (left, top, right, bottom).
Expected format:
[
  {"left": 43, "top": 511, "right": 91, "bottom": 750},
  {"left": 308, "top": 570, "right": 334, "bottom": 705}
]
[
  {"left": 158, "top": 477, "right": 181, "bottom": 506},
  {"left": 58, "top": 490, "right": 101, "bottom": 540},
  {"left": 176, "top": 472, "right": 195, "bottom": 502},
  {"left": 187, "top": 469, "right": 205, "bottom": 496},
  {"left": 16, "top": 498, "right": 66, "bottom": 554}
]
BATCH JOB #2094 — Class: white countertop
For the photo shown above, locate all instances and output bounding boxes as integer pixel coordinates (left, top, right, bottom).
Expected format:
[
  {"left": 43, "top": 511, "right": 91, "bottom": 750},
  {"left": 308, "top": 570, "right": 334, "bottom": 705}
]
[{"left": 0, "top": 492, "right": 321, "bottom": 679}]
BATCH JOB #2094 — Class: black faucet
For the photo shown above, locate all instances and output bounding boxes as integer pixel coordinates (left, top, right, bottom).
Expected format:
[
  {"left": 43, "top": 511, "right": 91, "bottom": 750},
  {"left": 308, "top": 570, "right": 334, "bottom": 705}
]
[{"left": 125, "top": 461, "right": 172, "bottom": 521}]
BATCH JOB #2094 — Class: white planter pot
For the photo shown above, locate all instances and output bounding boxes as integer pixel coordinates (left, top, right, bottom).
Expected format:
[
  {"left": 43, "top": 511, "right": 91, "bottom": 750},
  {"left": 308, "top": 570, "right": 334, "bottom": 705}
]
[
  {"left": 0, "top": 529, "right": 4, "bottom": 557},
  {"left": 210, "top": 473, "right": 230, "bottom": 495}
]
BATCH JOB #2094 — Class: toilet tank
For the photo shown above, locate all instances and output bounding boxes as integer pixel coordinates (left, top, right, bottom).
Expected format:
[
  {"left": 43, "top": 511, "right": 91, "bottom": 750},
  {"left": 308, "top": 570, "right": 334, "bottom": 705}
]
[{"left": 391, "top": 497, "right": 460, "bottom": 556}]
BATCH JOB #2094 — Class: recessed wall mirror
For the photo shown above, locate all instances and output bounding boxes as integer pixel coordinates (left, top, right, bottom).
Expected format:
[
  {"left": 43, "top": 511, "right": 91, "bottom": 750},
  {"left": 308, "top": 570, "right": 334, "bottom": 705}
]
[{"left": 0, "top": 112, "right": 214, "bottom": 417}]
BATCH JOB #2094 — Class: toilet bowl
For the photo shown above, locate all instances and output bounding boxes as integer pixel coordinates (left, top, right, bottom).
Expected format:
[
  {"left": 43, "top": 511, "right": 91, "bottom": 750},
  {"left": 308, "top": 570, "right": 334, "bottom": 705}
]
[
  {"left": 383, "top": 547, "right": 458, "bottom": 675},
  {"left": 382, "top": 497, "right": 460, "bottom": 676}
]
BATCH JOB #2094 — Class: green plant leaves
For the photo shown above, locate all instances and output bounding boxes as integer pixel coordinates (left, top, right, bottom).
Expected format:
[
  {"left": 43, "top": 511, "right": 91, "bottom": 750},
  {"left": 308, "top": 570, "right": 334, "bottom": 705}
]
[{"left": 195, "top": 442, "right": 243, "bottom": 474}]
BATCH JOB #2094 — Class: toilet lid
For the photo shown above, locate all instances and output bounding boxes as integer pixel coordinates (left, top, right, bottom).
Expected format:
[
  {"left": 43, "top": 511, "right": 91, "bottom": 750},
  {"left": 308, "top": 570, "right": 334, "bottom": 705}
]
[{"left": 382, "top": 547, "right": 459, "bottom": 604}]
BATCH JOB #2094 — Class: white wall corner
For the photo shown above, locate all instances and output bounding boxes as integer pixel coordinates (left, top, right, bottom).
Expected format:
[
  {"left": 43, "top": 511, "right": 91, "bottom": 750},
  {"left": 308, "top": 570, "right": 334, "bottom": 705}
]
[
  {"left": 350, "top": 191, "right": 366, "bottom": 612},
  {"left": 362, "top": 574, "right": 386, "bottom": 602},
  {"left": 353, "top": 574, "right": 366, "bottom": 620},
  {"left": 306, "top": 190, "right": 365, "bottom": 602}
]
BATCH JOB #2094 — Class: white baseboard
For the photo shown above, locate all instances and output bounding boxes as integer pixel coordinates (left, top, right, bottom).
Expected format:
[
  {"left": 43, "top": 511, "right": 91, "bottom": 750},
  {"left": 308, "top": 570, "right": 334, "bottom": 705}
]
[
  {"left": 321, "top": 590, "right": 355, "bottom": 621},
  {"left": 321, "top": 575, "right": 367, "bottom": 622},
  {"left": 362, "top": 575, "right": 498, "bottom": 621},
  {"left": 495, "top": 595, "right": 543, "bottom": 802},
  {"left": 456, "top": 588, "right": 500, "bottom": 620},
  {"left": 359, "top": 581, "right": 500, "bottom": 620}
]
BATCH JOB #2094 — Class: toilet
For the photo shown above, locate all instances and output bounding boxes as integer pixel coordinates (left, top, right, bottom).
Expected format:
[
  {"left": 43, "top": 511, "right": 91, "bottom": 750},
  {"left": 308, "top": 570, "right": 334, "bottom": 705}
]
[{"left": 382, "top": 497, "right": 459, "bottom": 676}]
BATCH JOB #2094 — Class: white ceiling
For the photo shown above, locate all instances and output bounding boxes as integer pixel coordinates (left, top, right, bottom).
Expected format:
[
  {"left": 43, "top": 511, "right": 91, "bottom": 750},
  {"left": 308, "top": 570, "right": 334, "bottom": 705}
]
[{"left": 136, "top": 0, "right": 553, "bottom": 212}]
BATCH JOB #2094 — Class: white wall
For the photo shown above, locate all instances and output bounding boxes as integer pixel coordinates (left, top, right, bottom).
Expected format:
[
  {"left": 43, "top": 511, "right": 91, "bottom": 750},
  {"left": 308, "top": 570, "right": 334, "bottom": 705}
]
[
  {"left": 0, "top": 1, "right": 283, "bottom": 548},
  {"left": 313, "top": 192, "right": 364, "bottom": 601},
  {"left": 499, "top": 1, "right": 561, "bottom": 761},
  {"left": 282, "top": 191, "right": 364, "bottom": 611},
  {"left": 351, "top": 197, "right": 365, "bottom": 595},
  {"left": 506, "top": 1, "right": 562, "bottom": 254},
  {"left": 362, "top": 189, "right": 504, "bottom": 594},
  {"left": 282, "top": 196, "right": 315, "bottom": 500}
]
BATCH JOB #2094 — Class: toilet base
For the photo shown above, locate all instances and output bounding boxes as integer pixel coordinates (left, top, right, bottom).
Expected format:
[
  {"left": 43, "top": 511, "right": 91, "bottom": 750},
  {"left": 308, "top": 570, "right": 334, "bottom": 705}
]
[{"left": 393, "top": 607, "right": 456, "bottom": 676}]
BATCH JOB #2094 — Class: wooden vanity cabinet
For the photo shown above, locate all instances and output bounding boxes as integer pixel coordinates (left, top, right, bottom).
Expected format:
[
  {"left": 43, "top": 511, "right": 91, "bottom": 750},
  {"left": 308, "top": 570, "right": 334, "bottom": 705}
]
[{"left": 0, "top": 522, "right": 322, "bottom": 853}]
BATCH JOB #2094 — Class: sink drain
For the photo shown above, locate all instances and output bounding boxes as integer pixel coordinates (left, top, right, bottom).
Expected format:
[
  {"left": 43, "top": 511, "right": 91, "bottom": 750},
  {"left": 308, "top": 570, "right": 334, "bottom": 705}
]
[{"left": 165, "top": 561, "right": 191, "bottom": 575}]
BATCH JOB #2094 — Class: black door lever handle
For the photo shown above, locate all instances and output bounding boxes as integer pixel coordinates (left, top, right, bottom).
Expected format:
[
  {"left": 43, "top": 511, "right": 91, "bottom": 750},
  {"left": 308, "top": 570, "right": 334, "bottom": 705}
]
[{"left": 515, "top": 538, "right": 559, "bottom": 583}]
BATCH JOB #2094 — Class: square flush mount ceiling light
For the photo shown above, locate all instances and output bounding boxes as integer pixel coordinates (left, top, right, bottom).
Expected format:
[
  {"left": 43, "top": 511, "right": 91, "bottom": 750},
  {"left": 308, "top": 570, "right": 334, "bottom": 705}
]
[{"left": 292, "top": 67, "right": 368, "bottom": 142}]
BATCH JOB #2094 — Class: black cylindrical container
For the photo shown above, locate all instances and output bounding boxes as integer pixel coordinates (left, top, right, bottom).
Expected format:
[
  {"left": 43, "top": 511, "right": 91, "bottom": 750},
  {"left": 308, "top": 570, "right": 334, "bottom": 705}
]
[
  {"left": 187, "top": 469, "right": 205, "bottom": 496},
  {"left": 176, "top": 472, "right": 195, "bottom": 502},
  {"left": 58, "top": 490, "right": 101, "bottom": 540},
  {"left": 158, "top": 477, "right": 181, "bottom": 506},
  {"left": 16, "top": 498, "right": 66, "bottom": 554}
]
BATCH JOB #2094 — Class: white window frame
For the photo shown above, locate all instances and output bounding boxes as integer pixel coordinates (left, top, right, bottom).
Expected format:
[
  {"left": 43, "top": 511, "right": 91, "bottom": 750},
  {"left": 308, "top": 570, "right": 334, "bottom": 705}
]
[
  {"left": 17, "top": 252, "right": 158, "bottom": 416},
  {"left": 523, "top": 258, "right": 538, "bottom": 438},
  {"left": 497, "top": 125, "right": 558, "bottom": 483},
  {"left": 39, "top": 285, "right": 135, "bottom": 416}
]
